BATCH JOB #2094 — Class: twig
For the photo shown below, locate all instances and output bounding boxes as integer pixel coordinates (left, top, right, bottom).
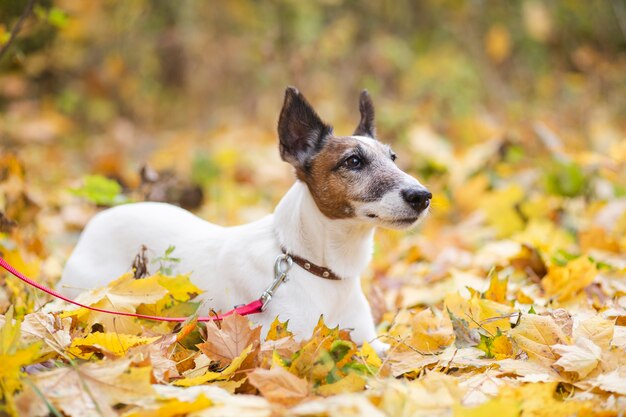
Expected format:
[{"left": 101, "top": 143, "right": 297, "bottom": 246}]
[{"left": 0, "top": 0, "right": 37, "bottom": 63}]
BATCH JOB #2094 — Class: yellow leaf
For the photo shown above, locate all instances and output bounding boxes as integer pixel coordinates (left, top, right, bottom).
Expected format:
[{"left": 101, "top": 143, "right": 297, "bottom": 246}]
[
  {"left": 315, "top": 372, "right": 366, "bottom": 397},
  {"left": 289, "top": 316, "right": 339, "bottom": 377},
  {"left": 499, "top": 382, "right": 592, "bottom": 417},
  {"left": 480, "top": 185, "right": 525, "bottom": 237},
  {"left": 509, "top": 314, "right": 568, "bottom": 365},
  {"left": 409, "top": 308, "right": 455, "bottom": 353},
  {"left": 513, "top": 219, "right": 574, "bottom": 256},
  {"left": 156, "top": 273, "right": 202, "bottom": 302},
  {"left": 173, "top": 344, "right": 253, "bottom": 386},
  {"left": 0, "top": 307, "right": 42, "bottom": 414},
  {"left": 359, "top": 341, "right": 382, "bottom": 368},
  {"left": 266, "top": 316, "right": 293, "bottom": 341},
  {"left": 67, "top": 332, "right": 159, "bottom": 359},
  {"left": 485, "top": 24, "right": 511, "bottom": 63},
  {"left": 123, "top": 395, "right": 212, "bottom": 417},
  {"left": 445, "top": 291, "right": 515, "bottom": 335},
  {"left": 454, "top": 397, "right": 520, "bottom": 417},
  {"left": 575, "top": 315, "right": 614, "bottom": 350},
  {"left": 542, "top": 257, "right": 597, "bottom": 301},
  {"left": 483, "top": 272, "right": 508, "bottom": 304}
]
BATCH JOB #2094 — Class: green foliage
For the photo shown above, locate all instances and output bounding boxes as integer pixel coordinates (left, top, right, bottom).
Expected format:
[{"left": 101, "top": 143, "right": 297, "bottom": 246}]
[
  {"left": 152, "top": 245, "right": 181, "bottom": 276},
  {"left": 69, "top": 175, "right": 128, "bottom": 206},
  {"left": 544, "top": 161, "right": 588, "bottom": 198}
]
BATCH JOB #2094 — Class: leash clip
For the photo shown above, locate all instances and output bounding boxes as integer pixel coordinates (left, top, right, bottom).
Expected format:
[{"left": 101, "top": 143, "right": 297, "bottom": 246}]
[{"left": 260, "top": 254, "right": 293, "bottom": 311}]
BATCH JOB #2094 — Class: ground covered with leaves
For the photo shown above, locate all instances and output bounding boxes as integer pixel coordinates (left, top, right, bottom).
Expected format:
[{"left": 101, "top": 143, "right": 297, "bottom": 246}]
[{"left": 2, "top": 119, "right": 626, "bottom": 416}]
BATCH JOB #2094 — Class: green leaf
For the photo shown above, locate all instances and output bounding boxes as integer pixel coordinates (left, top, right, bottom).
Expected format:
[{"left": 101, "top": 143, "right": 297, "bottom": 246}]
[
  {"left": 69, "top": 175, "right": 129, "bottom": 206},
  {"left": 544, "top": 161, "right": 587, "bottom": 197}
]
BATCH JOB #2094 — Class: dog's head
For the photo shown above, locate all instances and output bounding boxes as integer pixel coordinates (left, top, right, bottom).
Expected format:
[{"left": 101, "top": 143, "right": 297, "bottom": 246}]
[{"left": 278, "top": 87, "right": 431, "bottom": 230}]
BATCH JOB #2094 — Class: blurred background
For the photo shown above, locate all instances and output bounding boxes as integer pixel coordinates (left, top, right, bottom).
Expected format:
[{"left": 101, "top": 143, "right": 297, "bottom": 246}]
[{"left": 1, "top": 0, "right": 626, "bottom": 315}]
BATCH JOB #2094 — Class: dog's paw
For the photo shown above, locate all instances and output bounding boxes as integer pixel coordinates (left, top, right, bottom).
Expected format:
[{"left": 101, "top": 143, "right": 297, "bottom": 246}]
[{"left": 369, "top": 339, "right": 390, "bottom": 356}]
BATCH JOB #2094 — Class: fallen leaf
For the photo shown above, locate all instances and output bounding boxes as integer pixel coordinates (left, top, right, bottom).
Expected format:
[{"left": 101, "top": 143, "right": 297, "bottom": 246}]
[
  {"left": 30, "top": 360, "right": 154, "bottom": 417},
  {"left": 68, "top": 332, "right": 159, "bottom": 359},
  {"left": 174, "top": 344, "right": 253, "bottom": 386},
  {"left": 553, "top": 337, "right": 602, "bottom": 379},
  {"left": 509, "top": 313, "right": 568, "bottom": 365},
  {"left": 542, "top": 257, "right": 597, "bottom": 301},
  {"left": 124, "top": 394, "right": 212, "bottom": 417},
  {"left": 198, "top": 313, "right": 261, "bottom": 367},
  {"left": 248, "top": 366, "right": 309, "bottom": 407}
]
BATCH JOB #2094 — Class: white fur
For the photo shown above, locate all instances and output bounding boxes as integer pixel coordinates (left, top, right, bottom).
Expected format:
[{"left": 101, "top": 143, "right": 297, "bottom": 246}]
[{"left": 59, "top": 181, "right": 388, "bottom": 351}]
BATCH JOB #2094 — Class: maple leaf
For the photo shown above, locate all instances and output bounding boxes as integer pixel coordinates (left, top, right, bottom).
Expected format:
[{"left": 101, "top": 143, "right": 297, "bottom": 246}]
[
  {"left": 248, "top": 366, "right": 310, "bottom": 407},
  {"left": 20, "top": 311, "right": 72, "bottom": 355},
  {"left": 408, "top": 308, "right": 455, "bottom": 353},
  {"left": 197, "top": 313, "right": 261, "bottom": 367},
  {"left": 265, "top": 317, "right": 293, "bottom": 341},
  {"left": 553, "top": 337, "right": 602, "bottom": 379},
  {"left": 574, "top": 315, "right": 614, "bottom": 350},
  {"left": 541, "top": 256, "right": 597, "bottom": 301},
  {"left": 509, "top": 313, "right": 569, "bottom": 365}
]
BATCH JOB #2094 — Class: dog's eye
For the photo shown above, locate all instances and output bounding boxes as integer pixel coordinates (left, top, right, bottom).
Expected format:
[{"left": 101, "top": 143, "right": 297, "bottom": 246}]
[
  {"left": 391, "top": 153, "right": 397, "bottom": 162},
  {"left": 344, "top": 155, "right": 362, "bottom": 169}
]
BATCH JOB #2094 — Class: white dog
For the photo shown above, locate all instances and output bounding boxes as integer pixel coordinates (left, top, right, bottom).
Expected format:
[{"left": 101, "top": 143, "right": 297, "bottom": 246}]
[{"left": 59, "top": 88, "right": 431, "bottom": 352}]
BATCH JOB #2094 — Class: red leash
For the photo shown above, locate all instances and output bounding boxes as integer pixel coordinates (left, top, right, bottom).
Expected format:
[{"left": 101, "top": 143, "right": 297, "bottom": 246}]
[{"left": 0, "top": 256, "right": 263, "bottom": 322}]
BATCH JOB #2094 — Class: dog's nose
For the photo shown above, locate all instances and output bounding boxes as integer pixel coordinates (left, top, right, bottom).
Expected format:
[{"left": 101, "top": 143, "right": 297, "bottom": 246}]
[{"left": 401, "top": 188, "right": 432, "bottom": 212}]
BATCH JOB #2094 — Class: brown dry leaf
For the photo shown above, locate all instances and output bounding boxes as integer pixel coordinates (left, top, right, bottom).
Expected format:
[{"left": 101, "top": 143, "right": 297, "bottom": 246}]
[
  {"left": 29, "top": 359, "right": 154, "bottom": 417},
  {"left": 247, "top": 366, "right": 310, "bottom": 407},
  {"left": 20, "top": 312, "right": 72, "bottom": 354},
  {"left": 509, "top": 313, "right": 568, "bottom": 366},
  {"left": 553, "top": 337, "right": 602, "bottom": 379},
  {"left": 197, "top": 313, "right": 261, "bottom": 367}
]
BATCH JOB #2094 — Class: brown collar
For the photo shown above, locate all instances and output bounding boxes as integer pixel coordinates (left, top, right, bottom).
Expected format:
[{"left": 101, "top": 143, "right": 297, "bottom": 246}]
[{"left": 281, "top": 246, "right": 342, "bottom": 280}]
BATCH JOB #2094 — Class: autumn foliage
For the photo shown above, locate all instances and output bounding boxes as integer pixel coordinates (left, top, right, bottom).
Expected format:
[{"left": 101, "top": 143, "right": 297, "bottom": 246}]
[{"left": 2, "top": 1, "right": 626, "bottom": 416}]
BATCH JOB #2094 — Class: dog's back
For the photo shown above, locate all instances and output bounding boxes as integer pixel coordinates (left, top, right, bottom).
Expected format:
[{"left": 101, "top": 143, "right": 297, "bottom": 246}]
[{"left": 59, "top": 202, "right": 222, "bottom": 298}]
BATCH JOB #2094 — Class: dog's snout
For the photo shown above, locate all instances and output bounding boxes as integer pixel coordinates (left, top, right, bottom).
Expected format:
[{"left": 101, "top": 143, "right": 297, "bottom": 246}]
[{"left": 401, "top": 188, "right": 432, "bottom": 212}]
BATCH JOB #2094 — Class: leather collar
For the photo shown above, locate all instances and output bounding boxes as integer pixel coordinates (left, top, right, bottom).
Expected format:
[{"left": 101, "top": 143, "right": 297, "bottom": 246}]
[{"left": 280, "top": 246, "right": 342, "bottom": 280}]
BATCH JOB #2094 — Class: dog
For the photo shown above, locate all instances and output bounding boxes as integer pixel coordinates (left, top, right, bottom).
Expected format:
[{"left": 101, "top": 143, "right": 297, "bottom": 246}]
[{"left": 58, "top": 87, "right": 431, "bottom": 353}]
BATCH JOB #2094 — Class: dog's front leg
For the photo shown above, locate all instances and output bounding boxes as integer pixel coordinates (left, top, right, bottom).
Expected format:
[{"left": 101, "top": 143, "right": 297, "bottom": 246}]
[{"left": 342, "top": 290, "right": 390, "bottom": 355}]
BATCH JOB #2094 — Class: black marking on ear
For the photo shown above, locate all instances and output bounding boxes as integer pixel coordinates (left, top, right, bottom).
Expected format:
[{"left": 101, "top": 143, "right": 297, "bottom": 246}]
[
  {"left": 278, "top": 87, "right": 333, "bottom": 170},
  {"left": 353, "top": 90, "right": 376, "bottom": 138}
]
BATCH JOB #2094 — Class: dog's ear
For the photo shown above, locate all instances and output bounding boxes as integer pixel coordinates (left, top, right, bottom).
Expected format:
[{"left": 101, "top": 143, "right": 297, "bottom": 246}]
[
  {"left": 278, "top": 87, "right": 332, "bottom": 168},
  {"left": 353, "top": 90, "right": 376, "bottom": 138}
]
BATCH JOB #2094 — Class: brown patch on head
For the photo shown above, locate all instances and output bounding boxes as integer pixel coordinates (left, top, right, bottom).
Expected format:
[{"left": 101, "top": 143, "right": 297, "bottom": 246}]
[{"left": 297, "top": 136, "right": 401, "bottom": 219}]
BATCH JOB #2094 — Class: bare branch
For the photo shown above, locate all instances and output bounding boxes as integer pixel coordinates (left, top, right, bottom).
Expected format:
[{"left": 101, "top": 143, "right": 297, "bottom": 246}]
[{"left": 0, "top": 0, "right": 37, "bottom": 63}]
